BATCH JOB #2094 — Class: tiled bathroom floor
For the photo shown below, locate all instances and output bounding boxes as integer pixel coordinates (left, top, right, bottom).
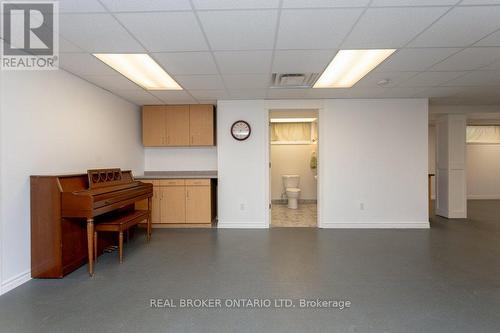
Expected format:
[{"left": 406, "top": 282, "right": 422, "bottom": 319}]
[{"left": 271, "top": 203, "right": 317, "bottom": 227}]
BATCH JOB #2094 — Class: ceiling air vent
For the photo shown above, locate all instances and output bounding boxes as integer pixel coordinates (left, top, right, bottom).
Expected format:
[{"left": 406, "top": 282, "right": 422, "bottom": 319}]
[{"left": 270, "top": 73, "right": 319, "bottom": 89}]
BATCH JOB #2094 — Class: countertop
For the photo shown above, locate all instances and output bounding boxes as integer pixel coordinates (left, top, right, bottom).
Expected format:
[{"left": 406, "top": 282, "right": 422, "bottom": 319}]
[{"left": 136, "top": 170, "right": 218, "bottom": 179}]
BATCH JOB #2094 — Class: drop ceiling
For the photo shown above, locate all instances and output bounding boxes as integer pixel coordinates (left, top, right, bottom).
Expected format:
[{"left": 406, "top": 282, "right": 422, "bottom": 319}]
[{"left": 20, "top": 0, "right": 500, "bottom": 105}]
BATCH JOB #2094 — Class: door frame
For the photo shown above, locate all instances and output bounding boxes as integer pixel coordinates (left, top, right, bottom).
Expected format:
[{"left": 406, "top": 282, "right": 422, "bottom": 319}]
[{"left": 265, "top": 106, "right": 322, "bottom": 228}]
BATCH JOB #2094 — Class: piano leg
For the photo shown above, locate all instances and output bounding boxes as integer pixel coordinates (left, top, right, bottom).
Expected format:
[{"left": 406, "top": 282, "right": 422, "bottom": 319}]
[
  {"left": 87, "top": 218, "right": 94, "bottom": 276},
  {"left": 147, "top": 197, "right": 152, "bottom": 241}
]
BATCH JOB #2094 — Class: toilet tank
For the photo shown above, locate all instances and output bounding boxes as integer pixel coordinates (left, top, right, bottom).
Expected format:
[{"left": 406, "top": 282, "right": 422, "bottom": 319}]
[{"left": 282, "top": 175, "right": 300, "bottom": 188}]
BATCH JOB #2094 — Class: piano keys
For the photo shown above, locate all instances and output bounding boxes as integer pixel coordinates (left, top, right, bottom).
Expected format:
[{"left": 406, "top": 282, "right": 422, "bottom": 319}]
[{"left": 30, "top": 169, "right": 153, "bottom": 277}]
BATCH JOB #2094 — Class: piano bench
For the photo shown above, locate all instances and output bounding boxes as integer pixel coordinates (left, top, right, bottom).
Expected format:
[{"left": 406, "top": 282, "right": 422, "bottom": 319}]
[{"left": 94, "top": 210, "right": 150, "bottom": 264}]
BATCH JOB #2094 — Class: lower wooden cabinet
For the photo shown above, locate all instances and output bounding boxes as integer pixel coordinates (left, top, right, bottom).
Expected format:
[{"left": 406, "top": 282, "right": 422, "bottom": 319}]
[
  {"left": 162, "top": 185, "right": 186, "bottom": 223},
  {"left": 136, "top": 178, "right": 215, "bottom": 226}
]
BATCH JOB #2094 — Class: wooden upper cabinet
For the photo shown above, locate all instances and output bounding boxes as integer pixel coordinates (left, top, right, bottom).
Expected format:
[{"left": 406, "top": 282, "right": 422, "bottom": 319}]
[
  {"left": 142, "top": 104, "right": 215, "bottom": 147},
  {"left": 142, "top": 106, "right": 165, "bottom": 146},
  {"left": 165, "top": 105, "right": 190, "bottom": 146},
  {"left": 190, "top": 105, "right": 214, "bottom": 146}
]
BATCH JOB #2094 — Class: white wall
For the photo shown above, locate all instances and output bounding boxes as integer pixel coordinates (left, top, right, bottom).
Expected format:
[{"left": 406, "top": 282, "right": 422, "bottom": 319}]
[
  {"left": 0, "top": 70, "right": 144, "bottom": 295},
  {"left": 217, "top": 99, "right": 428, "bottom": 229},
  {"left": 271, "top": 144, "right": 317, "bottom": 200},
  {"left": 320, "top": 99, "right": 429, "bottom": 228},
  {"left": 144, "top": 147, "right": 217, "bottom": 171},
  {"left": 217, "top": 100, "right": 269, "bottom": 228},
  {"left": 467, "top": 144, "right": 500, "bottom": 199}
]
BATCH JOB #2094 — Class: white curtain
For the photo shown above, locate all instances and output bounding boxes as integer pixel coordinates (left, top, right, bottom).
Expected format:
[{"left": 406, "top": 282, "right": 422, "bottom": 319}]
[
  {"left": 467, "top": 126, "right": 500, "bottom": 144},
  {"left": 271, "top": 122, "right": 311, "bottom": 142}
]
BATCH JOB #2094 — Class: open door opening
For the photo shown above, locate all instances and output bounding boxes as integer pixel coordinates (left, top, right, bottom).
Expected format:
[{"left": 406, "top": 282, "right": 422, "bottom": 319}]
[{"left": 269, "top": 109, "right": 319, "bottom": 227}]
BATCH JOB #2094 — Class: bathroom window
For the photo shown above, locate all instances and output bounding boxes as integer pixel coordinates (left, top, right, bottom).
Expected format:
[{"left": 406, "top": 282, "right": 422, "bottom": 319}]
[
  {"left": 271, "top": 122, "right": 317, "bottom": 145},
  {"left": 466, "top": 126, "right": 500, "bottom": 144}
]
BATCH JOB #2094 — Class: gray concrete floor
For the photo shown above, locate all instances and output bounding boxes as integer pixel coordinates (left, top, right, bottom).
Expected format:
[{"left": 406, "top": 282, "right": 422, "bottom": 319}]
[{"left": 1, "top": 200, "right": 500, "bottom": 332}]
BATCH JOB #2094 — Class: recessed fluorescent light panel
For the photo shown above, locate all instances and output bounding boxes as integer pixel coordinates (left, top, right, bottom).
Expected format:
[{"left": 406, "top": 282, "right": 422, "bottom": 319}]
[
  {"left": 270, "top": 118, "right": 317, "bottom": 123},
  {"left": 313, "top": 49, "right": 396, "bottom": 88},
  {"left": 93, "top": 54, "right": 182, "bottom": 90}
]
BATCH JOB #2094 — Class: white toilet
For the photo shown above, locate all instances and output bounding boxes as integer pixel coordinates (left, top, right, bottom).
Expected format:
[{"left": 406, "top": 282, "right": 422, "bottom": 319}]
[{"left": 282, "top": 175, "right": 301, "bottom": 209}]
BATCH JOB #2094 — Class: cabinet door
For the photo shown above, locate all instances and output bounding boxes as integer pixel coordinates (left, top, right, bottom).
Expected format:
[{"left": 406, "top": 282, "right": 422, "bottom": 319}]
[
  {"left": 150, "top": 186, "right": 161, "bottom": 223},
  {"left": 165, "top": 105, "right": 190, "bottom": 146},
  {"left": 160, "top": 186, "right": 186, "bottom": 223},
  {"left": 142, "top": 106, "right": 166, "bottom": 146},
  {"left": 189, "top": 105, "right": 214, "bottom": 146},
  {"left": 186, "top": 185, "right": 211, "bottom": 223}
]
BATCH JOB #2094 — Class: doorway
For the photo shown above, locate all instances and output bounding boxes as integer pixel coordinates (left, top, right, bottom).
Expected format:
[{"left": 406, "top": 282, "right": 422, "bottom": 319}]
[{"left": 269, "top": 109, "right": 319, "bottom": 227}]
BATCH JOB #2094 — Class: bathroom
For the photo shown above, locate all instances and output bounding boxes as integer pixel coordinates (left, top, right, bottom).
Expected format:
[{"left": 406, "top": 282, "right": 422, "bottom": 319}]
[{"left": 269, "top": 109, "right": 318, "bottom": 227}]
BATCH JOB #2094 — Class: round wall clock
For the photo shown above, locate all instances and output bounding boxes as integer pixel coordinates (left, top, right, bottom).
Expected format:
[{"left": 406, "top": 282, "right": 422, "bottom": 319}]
[{"left": 231, "top": 120, "right": 251, "bottom": 141}]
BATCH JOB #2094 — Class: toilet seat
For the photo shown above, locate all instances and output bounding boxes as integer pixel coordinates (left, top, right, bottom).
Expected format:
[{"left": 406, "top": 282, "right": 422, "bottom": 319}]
[{"left": 286, "top": 188, "right": 301, "bottom": 193}]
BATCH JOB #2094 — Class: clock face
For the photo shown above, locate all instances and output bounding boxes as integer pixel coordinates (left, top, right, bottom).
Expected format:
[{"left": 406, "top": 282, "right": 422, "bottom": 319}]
[{"left": 231, "top": 120, "right": 251, "bottom": 141}]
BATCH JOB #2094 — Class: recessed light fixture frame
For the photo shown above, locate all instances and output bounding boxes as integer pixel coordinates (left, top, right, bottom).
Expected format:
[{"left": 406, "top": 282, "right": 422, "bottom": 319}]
[
  {"left": 93, "top": 53, "right": 182, "bottom": 91},
  {"left": 313, "top": 49, "right": 396, "bottom": 88}
]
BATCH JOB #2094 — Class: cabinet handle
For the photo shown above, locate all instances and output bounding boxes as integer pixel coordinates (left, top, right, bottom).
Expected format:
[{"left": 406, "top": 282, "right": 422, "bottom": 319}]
[{"left": 186, "top": 189, "right": 189, "bottom": 199}]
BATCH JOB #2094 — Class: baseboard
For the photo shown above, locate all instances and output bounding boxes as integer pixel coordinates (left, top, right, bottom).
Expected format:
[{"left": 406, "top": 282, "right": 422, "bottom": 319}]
[
  {"left": 467, "top": 195, "right": 500, "bottom": 200},
  {"left": 435, "top": 208, "right": 467, "bottom": 219},
  {"left": 217, "top": 221, "right": 268, "bottom": 229},
  {"left": 1, "top": 270, "right": 31, "bottom": 296},
  {"left": 272, "top": 199, "right": 317, "bottom": 204},
  {"left": 320, "top": 222, "right": 430, "bottom": 229}
]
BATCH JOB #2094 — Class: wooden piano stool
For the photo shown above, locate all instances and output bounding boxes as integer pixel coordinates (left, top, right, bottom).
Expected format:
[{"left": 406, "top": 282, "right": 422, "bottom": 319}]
[{"left": 94, "top": 210, "right": 151, "bottom": 264}]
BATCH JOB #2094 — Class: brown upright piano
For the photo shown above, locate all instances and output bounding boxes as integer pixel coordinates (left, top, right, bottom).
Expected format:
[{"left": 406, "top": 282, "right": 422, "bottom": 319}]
[{"left": 31, "top": 168, "right": 153, "bottom": 277}]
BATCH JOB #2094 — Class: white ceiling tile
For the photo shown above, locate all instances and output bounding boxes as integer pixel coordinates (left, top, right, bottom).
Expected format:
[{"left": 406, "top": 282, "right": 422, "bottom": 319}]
[
  {"left": 443, "top": 70, "right": 500, "bottom": 86},
  {"left": 409, "top": 6, "right": 500, "bottom": 47},
  {"left": 371, "top": 0, "right": 459, "bottom": 6},
  {"left": 59, "top": 53, "right": 118, "bottom": 76},
  {"left": 282, "top": 0, "right": 370, "bottom": 8},
  {"left": 452, "top": 86, "right": 500, "bottom": 98},
  {"left": 59, "top": 13, "right": 145, "bottom": 52},
  {"left": 482, "top": 60, "right": 500, "bottom": 70},
  {"left": 198, "top": 10, "right": 278, "bottom": 50},
  {"left": 460, "top": 0, "right": 500, "bottom": 4},
  {"left": 228, "top": 89, "right": 268, "bottom": 98},
  {"left": 314, "top": 87, "right": 386, "bottom": 98},
  {"left": 153, "top": 52, "right": 217, "bottom": 75},
  {"left": 267, "top": 89, "right": 311, "bottom": 99},
  {"left": 413, "top": 86, "right": 465, "bottom": 98},
  {"left": 398, "top": 71, "right": 466, "bottom": 86},
  {"left": 56, "top": 0, "right": 106, "bottom": 13},
  {"left": 375, "top": 48, "right": 461, "bottom": 71},
  {"left": 214, "top": 51, "right": 273, "bottom": 74},
  {"left": 112, "top": 90, "right": 163, "bottom": 105},
  {"left": 192, "top": 0, "right": 280, "bottom": 9},
  {"left": 58, "top": 36, "right": 85, "bottom": 53},
  {"left": 223, "top": 74, "right": 269, "bottom": 89},
  {"left": 430, "top": 47, "right": 500, "bottom": 71},
  {"left": 189, "top": 90, "right": 228, "bottom": 99},
  {"left": 174, "top": 75, "right": 225, "bottom": 90},
  {"left": 475, "top": 29, "right": 500, "bottom": 46},
  {"left": 82, "top": 75, "right": 143, "bottom": 91},
  {"left": 355, "top": 71, "right": 419, "bottom": 87},
  {"left": 378, "top": 87, "right": 428, "bottom": 98},
  {"left": 116, "top": 12, "right": 208, "bottom": 52},
  {"left": 276, "top": 9, "right": 362, "bottom": 49},
  {"left": 150, "top": 91, "right": 197, "bottom": 104},
  {"left": 272, "top": 50, "right": 336, "bottom": 73},
  {"left": 342, "top": 7, "right": 449, "bottom": 48},
  {"left": 100, "top": 0, "right": 191, "bottom": 12}
]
